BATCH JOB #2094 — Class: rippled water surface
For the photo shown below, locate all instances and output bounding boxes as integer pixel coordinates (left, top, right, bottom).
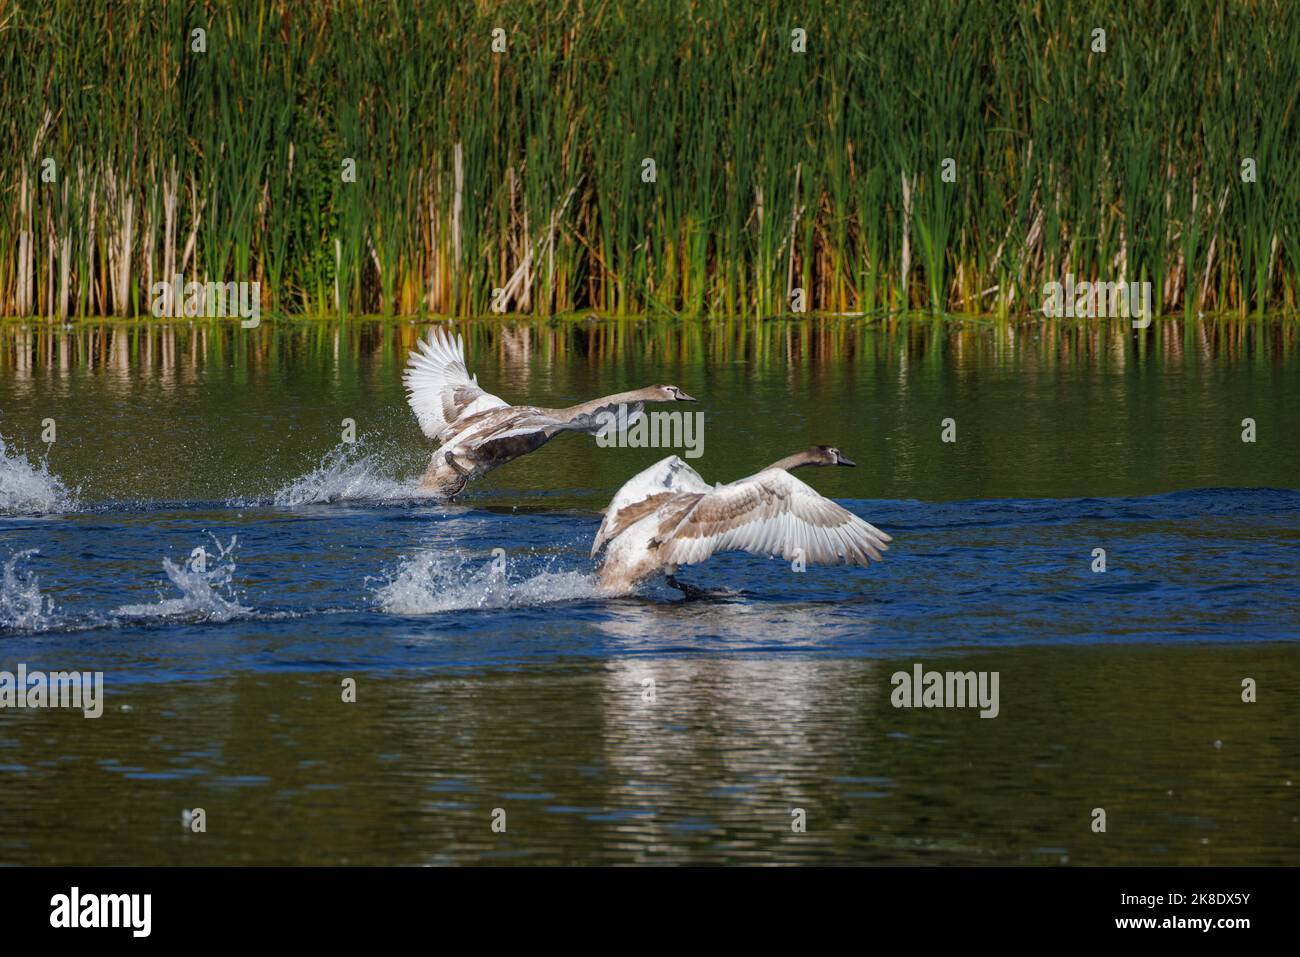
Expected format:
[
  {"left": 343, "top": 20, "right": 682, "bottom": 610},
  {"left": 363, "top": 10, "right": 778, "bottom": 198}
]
[{"left": 1, "top": 317, "right": 1298, "bottom": 865}]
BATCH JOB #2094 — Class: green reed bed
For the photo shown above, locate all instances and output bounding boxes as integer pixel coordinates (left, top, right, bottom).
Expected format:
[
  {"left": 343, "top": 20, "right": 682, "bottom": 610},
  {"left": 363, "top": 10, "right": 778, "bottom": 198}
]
[{"left": 1, "top": 0, "right": 1297, "bottom": 320}]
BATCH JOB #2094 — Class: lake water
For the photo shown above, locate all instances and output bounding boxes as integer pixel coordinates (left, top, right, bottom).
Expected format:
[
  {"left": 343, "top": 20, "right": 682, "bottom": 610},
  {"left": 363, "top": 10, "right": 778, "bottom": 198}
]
[{"left": 1, "top": 316, "right": 1298, "bottom": 865}]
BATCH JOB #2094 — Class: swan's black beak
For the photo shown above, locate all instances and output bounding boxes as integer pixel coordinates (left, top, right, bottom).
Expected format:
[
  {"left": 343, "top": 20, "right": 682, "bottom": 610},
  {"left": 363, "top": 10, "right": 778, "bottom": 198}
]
[
  {"left": 835, "top": 453, "right": 857, "bottom": 467},
  {"left": 676, "top": 391, "right": 697, "bottom": 402}
]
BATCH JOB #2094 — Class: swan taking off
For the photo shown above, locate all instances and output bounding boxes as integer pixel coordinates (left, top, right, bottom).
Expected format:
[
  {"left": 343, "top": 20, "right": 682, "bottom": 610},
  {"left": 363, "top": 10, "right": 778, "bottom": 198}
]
[
  {"left": 592, "top": 447, "right": 891, "bottom": 597},
  {"left": 404, "top": 327, "right": 696, "bottom": 497}
]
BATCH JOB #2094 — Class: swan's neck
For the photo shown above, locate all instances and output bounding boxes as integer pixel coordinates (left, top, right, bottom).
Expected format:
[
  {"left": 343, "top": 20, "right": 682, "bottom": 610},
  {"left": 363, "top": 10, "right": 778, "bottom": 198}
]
[
  {"left": 765, "top": 451, "right": 819, "bottom": 472},
  {"left": 560, "top": 389, "right": 654, "bottom": 418}
]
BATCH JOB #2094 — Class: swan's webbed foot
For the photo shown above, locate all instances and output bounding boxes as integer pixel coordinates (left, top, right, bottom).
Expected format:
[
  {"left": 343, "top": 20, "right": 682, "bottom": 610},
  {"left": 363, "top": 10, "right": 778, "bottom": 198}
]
[
  {"left": 442, "top": 451, "right": 469, "bottom": 501},
  {"left": 666, "top": 575, "right": 716, "bottom": 601}
]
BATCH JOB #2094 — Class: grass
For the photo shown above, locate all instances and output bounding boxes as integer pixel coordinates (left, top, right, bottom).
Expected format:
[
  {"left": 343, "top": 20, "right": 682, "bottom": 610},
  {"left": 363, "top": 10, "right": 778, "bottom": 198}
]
[{"left": 1, "top": 0, "right": 1297, "bottom": 319}]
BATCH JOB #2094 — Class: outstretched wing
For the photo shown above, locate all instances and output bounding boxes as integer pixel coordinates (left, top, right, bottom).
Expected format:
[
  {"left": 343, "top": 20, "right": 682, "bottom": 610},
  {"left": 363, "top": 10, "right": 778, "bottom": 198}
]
[
  {"left": 460, "top": 410, "right": 573, "bottom": 461},
  {"left": 655, "top": 468, "right": 891, "bottom": 568},
  {"left": 553, "top": 399, "right": 647, "bottom": 434},
  {"left": 403, "top": 327, "right": 509, "bottom": 441},
  {"left": 591, "top": 455, "right": 710, "bottom": 557}
]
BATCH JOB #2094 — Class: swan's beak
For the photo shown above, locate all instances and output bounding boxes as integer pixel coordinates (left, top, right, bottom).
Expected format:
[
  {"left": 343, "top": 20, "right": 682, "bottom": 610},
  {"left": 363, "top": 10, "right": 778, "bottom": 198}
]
[
  {"left": 835, "top": 453, "right": 857, "bottom": 467},
  {"left": 676, "top": 391, "right": 697, "bottom": 402}
]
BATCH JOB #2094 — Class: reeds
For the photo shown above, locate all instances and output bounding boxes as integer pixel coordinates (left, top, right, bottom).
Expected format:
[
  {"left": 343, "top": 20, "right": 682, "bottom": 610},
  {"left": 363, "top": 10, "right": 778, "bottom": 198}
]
[{"left": 1, "top": 0, "right": 1297, "bottom": 319}]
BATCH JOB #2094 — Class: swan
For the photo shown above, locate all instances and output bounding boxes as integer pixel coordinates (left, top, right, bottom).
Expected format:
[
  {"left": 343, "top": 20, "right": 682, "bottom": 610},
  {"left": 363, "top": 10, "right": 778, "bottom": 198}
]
[
  {"left": 592, "top": 446, "right": 891, "bottom": 597},
  {"left": 404, "top": 327, "right": 696, "bottom": 497}
]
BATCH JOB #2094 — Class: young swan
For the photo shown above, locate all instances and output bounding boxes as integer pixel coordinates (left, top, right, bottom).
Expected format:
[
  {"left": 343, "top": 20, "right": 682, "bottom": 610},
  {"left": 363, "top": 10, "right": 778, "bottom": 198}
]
[
  {"left": 404, "top": 327, "right": 695, "bottom": 498},
  {"left": 592, "top": 446, "right": 891, "bottom": 597}
]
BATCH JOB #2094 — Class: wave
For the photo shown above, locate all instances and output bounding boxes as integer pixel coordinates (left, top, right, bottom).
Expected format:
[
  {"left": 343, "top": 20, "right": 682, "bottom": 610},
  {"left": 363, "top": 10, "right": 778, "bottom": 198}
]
[
  {"left": 0, "top": 435, "right": 76, "bottom": 515},
  {"left": 111, "top": 535, "right": 252, "bottom": 623},
  {"left": 236, "top": 441, "right": 438, "bottom": 507},
  {"left": 0, "top": 549, "right": 58, "bottom": 631},
  {"left": 374, "top": 548, "right": 599, "bottom": 615}
]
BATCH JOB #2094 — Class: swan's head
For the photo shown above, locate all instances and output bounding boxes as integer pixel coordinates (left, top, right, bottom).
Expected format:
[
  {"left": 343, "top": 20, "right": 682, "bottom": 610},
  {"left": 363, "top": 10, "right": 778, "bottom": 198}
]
[
  {"left": 649, "top": 384, "right": 696, "bottom": 402},
  {"left": 813, "top": 445, "right": 856, "bottom": 467}
]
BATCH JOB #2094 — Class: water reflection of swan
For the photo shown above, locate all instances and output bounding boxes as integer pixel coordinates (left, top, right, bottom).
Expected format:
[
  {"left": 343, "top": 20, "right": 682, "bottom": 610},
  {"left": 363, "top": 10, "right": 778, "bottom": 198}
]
[
  {"left": 403, "top": 327, "right": 695, "bottom": 498},
  {"left": 593, "top": 597, "right": 876, "bottom": 646},
  {"left": 594, "top": 656, "right": 883, "bottom": 853},
  {"left": 592, "top": 448, "right": 891, "bottom": 598}
]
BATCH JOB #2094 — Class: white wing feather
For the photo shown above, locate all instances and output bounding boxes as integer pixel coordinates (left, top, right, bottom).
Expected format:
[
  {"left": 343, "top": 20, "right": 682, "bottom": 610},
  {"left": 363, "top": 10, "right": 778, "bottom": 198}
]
[
  {"left": 403, "top": 327, "right": 508, "bottom": 440},
  {"left": 591, "top": 455, "right": 710, "bottom": 557},
  {"left": 657, "top": 468, "right": 891, "bottom": 568}
]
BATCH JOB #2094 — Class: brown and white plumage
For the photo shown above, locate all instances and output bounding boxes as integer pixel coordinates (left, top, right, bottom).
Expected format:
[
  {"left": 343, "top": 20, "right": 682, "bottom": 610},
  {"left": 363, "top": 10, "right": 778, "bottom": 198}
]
[
  {"left": 404, "top": 327, "right": 696, "bottom": 497},
  {"left": 404, "top": 326, "right": 509, "bottom": 441},
  {"left": 593, "top": 447, "right": 891, "bottom": 596}
]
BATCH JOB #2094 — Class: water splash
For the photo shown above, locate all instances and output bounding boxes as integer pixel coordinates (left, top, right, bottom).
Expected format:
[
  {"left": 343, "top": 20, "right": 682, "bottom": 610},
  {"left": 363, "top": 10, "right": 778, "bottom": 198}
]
[
  {"left": 265, "top": 441, "right": 434, "bottom": 506},
  {"left": 0, "top": 434, "right": 75, "bottom": 515},
  {"left": 374, "top": 548, "right": 598, "bottom": 615},
  {"left": 112, "top": 535, "right": 252, "bottom": 623},
  {"left": 0, "top": 549, "right": 58, "bottom": 631}
]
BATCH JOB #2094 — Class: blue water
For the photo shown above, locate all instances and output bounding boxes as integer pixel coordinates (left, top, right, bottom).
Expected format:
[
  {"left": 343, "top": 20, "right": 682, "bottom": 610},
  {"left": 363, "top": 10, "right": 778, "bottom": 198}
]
[{"left": 5, "top": 484, "right": 1297, "bottom": 681}]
